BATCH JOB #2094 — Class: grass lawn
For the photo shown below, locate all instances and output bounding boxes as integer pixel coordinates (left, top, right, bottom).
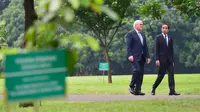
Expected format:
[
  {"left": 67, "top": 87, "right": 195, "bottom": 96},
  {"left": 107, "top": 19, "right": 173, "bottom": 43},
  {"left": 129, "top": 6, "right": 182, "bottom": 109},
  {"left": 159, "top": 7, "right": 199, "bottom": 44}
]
[
  {"left": 0, "top": 74, "right": 200, "bottom": 95},
  {"left": 0, "top": 99, "right": 200, "bottom": 112},
  {"left": 66, "top": 74, "right": 200, "bottom": 95},
  {"left": 0, "top": 74, "right": 200, "bottom": 112}
]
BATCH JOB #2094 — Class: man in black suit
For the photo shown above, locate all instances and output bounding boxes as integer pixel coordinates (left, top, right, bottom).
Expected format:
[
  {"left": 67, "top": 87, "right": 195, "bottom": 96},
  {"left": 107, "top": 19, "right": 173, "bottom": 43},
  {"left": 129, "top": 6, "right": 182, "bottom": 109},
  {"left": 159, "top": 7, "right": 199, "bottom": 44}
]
[
  {"left": 126, "top": 20, "right": 151, "bottom": 95},
  {"left": 151, "top": 23, "right": 180, "bottom": 95}
]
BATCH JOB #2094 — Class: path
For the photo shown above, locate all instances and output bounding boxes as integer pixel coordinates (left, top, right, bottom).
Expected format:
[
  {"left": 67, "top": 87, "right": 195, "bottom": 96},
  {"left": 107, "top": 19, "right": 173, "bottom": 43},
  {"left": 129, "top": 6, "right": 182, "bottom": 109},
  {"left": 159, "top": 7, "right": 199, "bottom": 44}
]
[{"left": 1, "top": 95, "right": 200, "bottom": 102}]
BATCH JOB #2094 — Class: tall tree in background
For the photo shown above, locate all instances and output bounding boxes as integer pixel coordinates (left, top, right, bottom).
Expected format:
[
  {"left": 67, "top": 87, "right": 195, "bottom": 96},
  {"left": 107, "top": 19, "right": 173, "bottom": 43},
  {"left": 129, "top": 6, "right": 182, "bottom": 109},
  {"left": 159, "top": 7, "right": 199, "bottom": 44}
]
[
  {"left": 76, "top": 0, "right": 132, "bottom": 83},
  {"left": 75, "top": 0, "right": 166, "bottom": 83}
]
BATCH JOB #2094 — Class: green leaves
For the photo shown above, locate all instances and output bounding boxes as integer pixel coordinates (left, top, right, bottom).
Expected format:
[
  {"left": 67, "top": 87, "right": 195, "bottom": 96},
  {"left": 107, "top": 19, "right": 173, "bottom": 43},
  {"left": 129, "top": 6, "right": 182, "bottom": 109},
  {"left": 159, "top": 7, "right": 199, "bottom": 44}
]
[
  {"left": 26, "top": 27, "right": 36, "bottom": 44},
  {"left": 80, "top": 0, "right": 92, "bottom": 7},
  {"left": 49, "top": 0, "right": 62, "bottom": 12},
  {"left": 167, "top": 0, "right": 200, "bottom": 18},
  {"left": 138, "top": 2, "right": 166, "bottom": 20},
  {"left": 0, "top": 20, "right": 7, "bottom": 39},
  {"left": 60, "top": 33, "right": 99, "bottom": 51},
  {"left": 85, "top": 36, "right": 100, "bottom": 51},
  {"left": 101, "top": 5, "right": 119, "bottom": 21},
  {"left": 37, "top": 0, "right": 119, "bottom": 23},
  {"left": 91, "top": 4, "right": 102, "bottom": 13},
  {"left": 69, "top": 0, "right": 80, "bottom": 9},
  {"left": 0, "top": 20, "right": 6, "bottom": 26},
  {"left": 94, "top": 0, "right": 104, "bottom": 5},
  {"left": 64, "top": 8, "right": 75, "bottom": 22},
  {"left": 66, "top": 49, "right": 78, "bottom": 74},
  {"left": 22, "top": 0, "right": 124, "bottom": 75}
]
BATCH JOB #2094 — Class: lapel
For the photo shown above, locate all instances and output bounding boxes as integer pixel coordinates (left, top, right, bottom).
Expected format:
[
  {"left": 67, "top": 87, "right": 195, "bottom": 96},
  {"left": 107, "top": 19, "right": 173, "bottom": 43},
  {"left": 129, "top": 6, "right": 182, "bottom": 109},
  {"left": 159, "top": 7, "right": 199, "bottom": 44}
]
[
  {"left": 168, "top": 36, "right": 171, "bottom": 45},
  {"left": 161, "top": 34, "right": 165, "bottom": 43},
  {"left": 160, "top": 34, "right": 171, "bottom": 47},
  {"left": 133, "top": 30, "right": 143, "bottom": 46}
]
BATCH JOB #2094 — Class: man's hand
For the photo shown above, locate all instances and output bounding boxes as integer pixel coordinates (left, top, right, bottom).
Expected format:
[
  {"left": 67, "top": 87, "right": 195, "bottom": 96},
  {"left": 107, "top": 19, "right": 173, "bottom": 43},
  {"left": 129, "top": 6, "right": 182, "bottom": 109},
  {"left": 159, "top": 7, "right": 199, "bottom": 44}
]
[
  {"left": 156, "top": 60, "right": 160, "bottom": 67},
  {"left": 147, "top": 58, "right": 151, "bottom": 64},
  {"left": 128, "top": 56, "right": 134, "bottom": 62}
]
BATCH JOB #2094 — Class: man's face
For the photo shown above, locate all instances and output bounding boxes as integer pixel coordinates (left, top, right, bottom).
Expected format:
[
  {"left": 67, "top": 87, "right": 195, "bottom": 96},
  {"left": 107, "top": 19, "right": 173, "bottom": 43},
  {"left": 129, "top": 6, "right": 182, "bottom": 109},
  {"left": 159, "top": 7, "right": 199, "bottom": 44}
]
[
  {"left": 162, "top": 24, "right": 169, "bottom": 34},
  {"left": 135, "top": 21, "right": 143, "bottom": 32}
]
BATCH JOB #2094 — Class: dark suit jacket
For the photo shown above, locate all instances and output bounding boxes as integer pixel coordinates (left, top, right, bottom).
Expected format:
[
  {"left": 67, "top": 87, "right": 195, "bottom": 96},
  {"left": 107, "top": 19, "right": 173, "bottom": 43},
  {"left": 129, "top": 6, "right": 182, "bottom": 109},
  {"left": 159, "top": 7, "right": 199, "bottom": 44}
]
[
  {"left": 155, "top": 34, "right": 174, "bottom": 63},
  {"left": 126, "top": 30, "right": 150, "bottom": 61}
]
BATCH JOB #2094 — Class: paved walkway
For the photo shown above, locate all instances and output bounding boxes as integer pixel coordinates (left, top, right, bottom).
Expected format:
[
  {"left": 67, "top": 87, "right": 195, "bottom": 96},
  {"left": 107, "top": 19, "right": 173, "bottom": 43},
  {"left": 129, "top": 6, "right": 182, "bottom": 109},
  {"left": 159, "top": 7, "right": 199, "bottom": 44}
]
[{"left": 1, "top": 95, "right": 200, "bottom": 102}]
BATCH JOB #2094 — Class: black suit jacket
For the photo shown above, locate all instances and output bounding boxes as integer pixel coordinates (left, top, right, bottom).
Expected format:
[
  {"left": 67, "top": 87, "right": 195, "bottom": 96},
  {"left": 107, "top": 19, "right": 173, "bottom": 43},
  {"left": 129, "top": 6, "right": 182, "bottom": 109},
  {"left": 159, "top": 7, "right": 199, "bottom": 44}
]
[
  {"left": 155, "top": 34, "right": 174, "bottom": 63},
  {"left": 126, "top": 30, "right": 150, "bottom": 61}
]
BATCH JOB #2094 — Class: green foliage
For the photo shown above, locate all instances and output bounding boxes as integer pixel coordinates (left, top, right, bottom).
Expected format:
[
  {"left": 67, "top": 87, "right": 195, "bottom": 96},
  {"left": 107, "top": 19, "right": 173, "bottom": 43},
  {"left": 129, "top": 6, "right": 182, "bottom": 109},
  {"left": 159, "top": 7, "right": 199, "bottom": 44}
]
[
  {"left": 0, "top": 0, "right": 24, "bottom": 46},
  {"left": 24, "top": 0, "right": 120, "bottom": 73},
  {"left": 137, "top": 0, "right": 166, "bottom": 19},
  {"left": 28, "top": 0, "right": 119, "bottom": 51},
  {"left": 0, "top": 0, "right": 10, "bottom": 11},
  {"left": 166, "top": 0, "right": 200, "bottom": 19},
  {"left": 0, "top": 20, "right": 7, "bottom": 45},
  {"left": 0, "top": 20, "right": 9, "bottom": 73}
]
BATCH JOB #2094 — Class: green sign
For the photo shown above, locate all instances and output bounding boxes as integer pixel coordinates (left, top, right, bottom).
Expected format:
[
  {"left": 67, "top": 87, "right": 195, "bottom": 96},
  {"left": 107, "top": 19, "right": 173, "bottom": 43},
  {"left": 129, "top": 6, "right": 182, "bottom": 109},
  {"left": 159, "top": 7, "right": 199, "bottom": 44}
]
[
  {"left": 5, "top": 49, "right": 67, "bottom": 102},
  {"left": 99, "top": 63, "right": 108, "bottom": 71}
]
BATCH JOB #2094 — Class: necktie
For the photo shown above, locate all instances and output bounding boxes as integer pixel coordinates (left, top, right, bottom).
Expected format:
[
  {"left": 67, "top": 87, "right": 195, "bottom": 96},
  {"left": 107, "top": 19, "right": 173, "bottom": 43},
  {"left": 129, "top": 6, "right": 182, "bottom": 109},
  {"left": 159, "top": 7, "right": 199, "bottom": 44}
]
[
  {"left": 138, "top": 32, "right": 143, "bottom": 45},
  {"left": 164, "top": 35, "right": 168, "bottom": 46}
]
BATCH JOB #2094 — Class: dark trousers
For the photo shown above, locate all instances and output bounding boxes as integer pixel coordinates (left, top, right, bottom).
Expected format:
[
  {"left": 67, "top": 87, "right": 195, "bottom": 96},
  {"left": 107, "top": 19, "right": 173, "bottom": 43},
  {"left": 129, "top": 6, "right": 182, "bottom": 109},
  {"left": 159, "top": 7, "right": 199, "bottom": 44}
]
[
  {"left": 152, "top": 60, "right": 175, "bottom": 92},
  {"left": 129, "top": 55, "right": 145, "bottom": 92}
]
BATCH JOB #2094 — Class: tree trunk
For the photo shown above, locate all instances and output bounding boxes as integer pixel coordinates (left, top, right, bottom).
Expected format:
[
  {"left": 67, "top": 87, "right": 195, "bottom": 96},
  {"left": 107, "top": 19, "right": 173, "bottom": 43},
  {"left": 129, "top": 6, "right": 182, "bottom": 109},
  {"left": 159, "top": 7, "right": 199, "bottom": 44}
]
[
  {"left": 104, "top": 45, "right": 112, "bottom": 83},
  {"left": 21, "top": 0, "right": 37, "bottom": 48},
  {"left": 19, "top": 0, "right": 38, "bottom": 107}
]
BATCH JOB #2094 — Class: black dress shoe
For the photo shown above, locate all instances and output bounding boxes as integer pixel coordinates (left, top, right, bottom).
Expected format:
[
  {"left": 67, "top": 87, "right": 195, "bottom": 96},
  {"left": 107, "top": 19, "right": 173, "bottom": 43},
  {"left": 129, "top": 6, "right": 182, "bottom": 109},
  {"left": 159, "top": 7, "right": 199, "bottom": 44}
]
[
  {"left": 169, "top": 92, "right": 180, "bottom": 95},
  {"left": 151, "top": 90, "right": 155, "bottom": 95},
  {"left": 134, "top": 91, "right": 145, "bottom": 95},
  {"left": 129, "top": 88, "right": 135, "bottom": 95}
]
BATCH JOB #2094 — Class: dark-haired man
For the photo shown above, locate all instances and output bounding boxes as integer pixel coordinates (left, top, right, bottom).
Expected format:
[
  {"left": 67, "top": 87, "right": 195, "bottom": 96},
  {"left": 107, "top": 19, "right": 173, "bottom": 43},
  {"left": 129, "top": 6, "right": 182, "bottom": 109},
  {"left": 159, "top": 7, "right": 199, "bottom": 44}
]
[{"left": 151, "top": 23, "right": 180, "bottom": 96}]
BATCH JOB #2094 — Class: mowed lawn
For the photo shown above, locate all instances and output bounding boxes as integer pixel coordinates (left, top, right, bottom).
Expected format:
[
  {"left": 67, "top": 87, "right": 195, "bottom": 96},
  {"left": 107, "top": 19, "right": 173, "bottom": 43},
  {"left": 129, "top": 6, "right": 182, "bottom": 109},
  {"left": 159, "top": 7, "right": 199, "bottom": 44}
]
[
  {"left": 66, "top": 74, "right": 200, "bottom": 95},
  {"left": 0, "top": 74, "right": 200, "bottom": 95},
  {"left": 0, "top": 99, "right": 200, "bottom": 112},
  {"left": 0, "top": 74, "right": 200, "bottom": 112}
]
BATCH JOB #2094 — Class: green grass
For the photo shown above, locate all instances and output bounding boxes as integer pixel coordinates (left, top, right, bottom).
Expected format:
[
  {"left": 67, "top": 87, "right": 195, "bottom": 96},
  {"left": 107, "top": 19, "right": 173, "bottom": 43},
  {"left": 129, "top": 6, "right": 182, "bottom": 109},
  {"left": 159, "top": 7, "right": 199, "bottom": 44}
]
[
  {"left": 0, "top": 74, "right": 200, "bottom": 112},
  {"left": 0, "top": 99, "right": 200, "bottom": 112},
  {"left": 1, "top": 74, "right": 200, "bottom": 95},
  {"left": 0, "top": 74, "right": 3, "bottom": 79},
  {"left": 66, "top": 74, "right": 200, "bottom": 95}
]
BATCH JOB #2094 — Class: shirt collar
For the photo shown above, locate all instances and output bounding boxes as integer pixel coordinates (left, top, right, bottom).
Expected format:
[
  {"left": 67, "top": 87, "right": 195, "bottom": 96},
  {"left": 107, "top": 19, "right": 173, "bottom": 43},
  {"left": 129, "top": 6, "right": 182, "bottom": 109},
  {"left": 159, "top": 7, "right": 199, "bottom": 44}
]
[
  {"left": 135, "top": 29, "right": 140, "bottom": 33},
  {"left": 162, "top": 33, "right": 168, "bottom": 38}
]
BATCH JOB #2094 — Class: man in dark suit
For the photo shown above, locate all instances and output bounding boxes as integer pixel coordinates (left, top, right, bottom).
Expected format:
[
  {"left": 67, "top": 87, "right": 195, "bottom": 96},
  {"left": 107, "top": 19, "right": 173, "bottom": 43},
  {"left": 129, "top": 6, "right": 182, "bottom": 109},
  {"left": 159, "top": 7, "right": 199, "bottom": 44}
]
[
  {"left": 126, "top": 20, "right": 151, "bottom": 95},
  {"left": 151, "top": 23, "right": 180, "bottom": 95}
]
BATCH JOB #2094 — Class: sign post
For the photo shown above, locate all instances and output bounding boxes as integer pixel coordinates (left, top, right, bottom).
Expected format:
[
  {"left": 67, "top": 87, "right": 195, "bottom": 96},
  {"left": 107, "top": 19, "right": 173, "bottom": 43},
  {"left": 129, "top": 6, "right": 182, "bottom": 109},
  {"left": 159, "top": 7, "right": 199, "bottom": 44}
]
[
  {"left": 99, "top": 63, "right": 108, "bottom": 83},
  {"left": 4, "top": 49, "right": 67, "bottom": 112},
  {"left": 4, "top": 89, "right": 9, "bottom": 112}
]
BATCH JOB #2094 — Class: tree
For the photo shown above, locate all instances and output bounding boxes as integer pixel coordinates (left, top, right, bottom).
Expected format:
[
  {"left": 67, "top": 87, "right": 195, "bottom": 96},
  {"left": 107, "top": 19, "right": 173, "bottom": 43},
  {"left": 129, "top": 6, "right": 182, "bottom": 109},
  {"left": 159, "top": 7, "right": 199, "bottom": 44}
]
[
  {"left": 75, "top": 0, "right": 167, "bottom": 83},
  {"left": 75, "top": 0, "right": 132, "bottom": 83},
  {"left": 17, "top": 0, "right": 38, "bottom": 108}
]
